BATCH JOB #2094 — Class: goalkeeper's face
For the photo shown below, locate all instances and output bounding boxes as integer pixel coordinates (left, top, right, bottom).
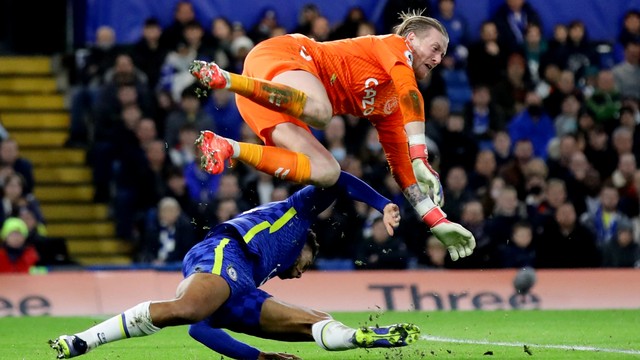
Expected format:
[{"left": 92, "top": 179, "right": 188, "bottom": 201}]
[
  {"left": 407, "top": 28, "right": 448, "bottom": 80},
  {"left": 278, "top": 245, "right": 314, "bottom": 280}
]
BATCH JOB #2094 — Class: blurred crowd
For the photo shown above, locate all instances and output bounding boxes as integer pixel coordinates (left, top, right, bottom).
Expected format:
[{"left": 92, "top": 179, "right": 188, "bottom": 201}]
[{"left": 4, "top": 0, "right": 638, "bottom": 272}]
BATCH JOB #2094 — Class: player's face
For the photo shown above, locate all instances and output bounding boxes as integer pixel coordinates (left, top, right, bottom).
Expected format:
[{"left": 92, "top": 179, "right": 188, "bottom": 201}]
[
  {"left": 408, "top": 29, "right": 448, "bottom": 79},
  {"left": 278, "top": 245, "right": 314, "bottom": 280}
]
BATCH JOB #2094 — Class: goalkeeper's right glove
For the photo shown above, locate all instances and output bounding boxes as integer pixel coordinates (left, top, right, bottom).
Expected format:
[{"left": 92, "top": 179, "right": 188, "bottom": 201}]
[
  {"left": 409, "top": 138, "right": 444, "bottom": 207},
  {"left": 418, "top": 200, "right": 476, "bottom": 261}
]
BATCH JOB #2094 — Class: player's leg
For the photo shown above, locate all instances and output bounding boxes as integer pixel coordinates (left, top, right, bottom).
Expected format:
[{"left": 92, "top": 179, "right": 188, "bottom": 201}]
[
  {"left": 49, "top": 273, "right": 230, "bottom": 359},
  {"left": 257, "top": 297, "right": 421, "bottom": 350},
  {"left": 197, "top": 100, "right": 340, "bottom": 186},
  {"left": 191, "top": 63, "right": 333, "bottom": 130}
]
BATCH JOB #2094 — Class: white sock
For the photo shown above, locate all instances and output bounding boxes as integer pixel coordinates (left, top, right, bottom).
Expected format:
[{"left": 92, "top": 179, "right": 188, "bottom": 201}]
[
  {"left": 228, "top": 138, "right": 240, "bottom": 158},
  {"left": 311, "top": 319, "right": 357, "bottom": 351},
  {"left": 75, "top": 301, "right": 160, "bottom": 350}
]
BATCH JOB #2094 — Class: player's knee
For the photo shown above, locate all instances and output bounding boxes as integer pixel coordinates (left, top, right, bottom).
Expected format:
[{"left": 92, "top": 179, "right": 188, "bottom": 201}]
[
  {"left": 169, "top": 303, "right": 208, "bottom": 324},
  {"left": 311, "top": 157, "right": 340, "bottom": 186},
  {"left": 304, "top": 102, "right": 333, "bottom": 129}
]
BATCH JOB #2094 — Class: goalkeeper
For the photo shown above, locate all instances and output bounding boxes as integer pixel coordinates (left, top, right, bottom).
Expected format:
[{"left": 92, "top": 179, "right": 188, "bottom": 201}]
[
  {"left": 50, "top": 171, "right": 418, "bottom": 360},
  {"left": 190, "top": 10, "right": 475, "bottom": 259}
]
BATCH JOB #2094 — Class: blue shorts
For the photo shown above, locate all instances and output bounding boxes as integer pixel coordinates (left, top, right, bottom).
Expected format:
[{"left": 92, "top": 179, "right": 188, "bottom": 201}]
[
  {"left": 182, "top": 234, "right": 255, "bottom": 297},
  {"left": 207, "top": 288, "right": 272, "bottom": 333}
]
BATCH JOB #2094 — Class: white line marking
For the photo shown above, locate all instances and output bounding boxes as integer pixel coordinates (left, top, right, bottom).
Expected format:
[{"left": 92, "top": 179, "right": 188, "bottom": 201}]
[{"left": 422, "top": 335, "right": 640, "bottom": 356}]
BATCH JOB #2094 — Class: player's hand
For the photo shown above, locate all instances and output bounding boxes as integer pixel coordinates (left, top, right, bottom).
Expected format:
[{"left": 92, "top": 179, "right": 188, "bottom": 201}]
[
  {"left": 420, "top": 206, "right": 475, "bottom": 261},
  {"left": 431, "top": 221, "right": 476, "bottom": 261},
  {"left": 382, "top": 203, "right": 401, "bottom": 236},
  {"left": 258, "top": 352, "right": 302, "bottom": 360},
  {"left": 409, "top": 143, "right": 444, "bottom": 207}
]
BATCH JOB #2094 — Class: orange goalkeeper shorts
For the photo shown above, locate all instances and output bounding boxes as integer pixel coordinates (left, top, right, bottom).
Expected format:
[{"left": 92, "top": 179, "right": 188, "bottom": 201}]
[{"left": 236, "top": 35, "right": 319, "bottom": 146}]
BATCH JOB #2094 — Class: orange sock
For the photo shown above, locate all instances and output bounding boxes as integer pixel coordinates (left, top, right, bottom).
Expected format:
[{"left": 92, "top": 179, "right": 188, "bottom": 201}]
[
  {"left": 238, "top": 143, "right": 312, "bottom": 183},
  {"left": 228, "top": 73, "right": 307, "bottom": 118}
]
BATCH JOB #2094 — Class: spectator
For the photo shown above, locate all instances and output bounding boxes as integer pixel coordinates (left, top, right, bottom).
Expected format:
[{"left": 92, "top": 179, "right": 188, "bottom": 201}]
[
  {"left": 499, "top": 138, "right": 534, "bottom": 198},
  {"left": 308, "top": 16, "right": 330, "bottom": 41},
  {"left": 164, "top": 166, "right": 199, "bottom": 221},
  {"left": 130, "top": 18, "right": 167, "bottom": 90},
  {"left": 602, "top": 218, "right": 640, "bottom": 267},
  {"left": 202, "top": 17, "right": 233, "bottom": 71},
  {"left": 441, "top": 166, "right": 476, "bottom": 223},
  {"left": 586, "top": 70, "right": 622, "bottom": 130},
  {"left": 528, "top": 177, "right": 566, "bottom": 235},
  {"left": 168, "top": 123, "right": 198, "bottom": 169},
  {"left": 137, "top": 197, "right": 197, "bottom": 265},
  {"left": 293, "top": 3, "right": 321, "bottom": 36},
  {"left": 248, "top": 8, "right": 280, "bottom": 44},
  {"left": 164, "top": 85, "right": 214, "bottom": 148},
  {"left": 182, "top": 19, "right": 215, "bottom": 63},
  {"left": 584, "top": 125, "right": 617, "bottom": 180},
  {"left": 159, "top": 1, "right": 196, "bottom": 52},
  {"left": 425, "top": 96, "right": 451, "bottom": 148},
  {"left": 564, "top": 150, "right": 593, "bottom": 216},
  {"left": 508, "top": 91, "right": 555, "bottom": 159},
  {"left": 493, "top": 53, "right": 534, "bottom": 121},
  {"left": 499, "top": 220, "right": 536, "bottom": 268},
  {"left": 203, "top": 89, "right": 243, "bottom": 140},
  {"left": 553, "top": 94, "right": 581, "bottom": 136},
  {"left": 565, "top": 20, "right": 599, "bottom": 83},
  {"left": 0, "top": 139, "right": 34, "bottom": 196},
  {"left": 467, "top": 149, "right": 498, "bottom": 196},
  {"left": 466, "top": 21, "right": 507, "bottom": 87},
  {"left": 0, "top": 217, "right": 38, "bottom": 273},
  {"left": 322, "top": 116, "right": 348, "bottom": 167},
  {"left": 523, "top": 23, "right": 548, "bottom": 85},
  {"left": 355, "top": 216, "right": 410, "bottom": 270},
  {"left": 1, "top": 173, "right": 44, "bottom": 224},
  {"left": 612, "top": 40, "right": 640, "bottom": 100},
  {"left": 463, "top": 84, "right": 505, "bottom": 150},
  {"left": 537, "top": 202, "right": 601, "bottom": 268},
  {"left": 492, "top": 130, "right": 513, "bottom": 169},
  {"left": 542, "top": 23, "right": 570, "bottom": 70},
  {"left": 492, "top": 0, "right": 542, "bottom": 52},
  {"left": 416, "top": 235, "right": 448, "bottom": 269},
  {"left": 434, "top": 0, "right": 470, "bottom": 55},
  {"left": 546, "top": 133, "right": 579, "bottom": 180},
  {"left": 618, "top": 10, "right": 640, "bottom": 47},
  {"left": 330, "top": 6, "right": 366, "bottom": 40},
  {"left": 542, "top": 69, "right": 580, "bottom": 119},
  {"left": 485, "top": 185, "right": 526, "bottom": 249},
  {"left": 457, "top": 199, "right": 494, "bottom": 268},
  {"left": 440, "top": 113, "right": 478, "bottom": 174},
  {"left": 158, "top": 40, "right": 198, "bottom": 102},
  {"left": 611, "top": 152, "right": 637, "bottom": 201},
  {"left": 580, "top": 183, "right": 631, "bottom": 246}
]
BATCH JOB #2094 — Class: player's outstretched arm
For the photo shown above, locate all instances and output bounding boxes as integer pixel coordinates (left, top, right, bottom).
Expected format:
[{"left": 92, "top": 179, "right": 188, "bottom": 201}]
[
  {"left": 299, "top": 171, "right": 400, "bottom": 235},
  {"left": 189, "top": 321, "right": 262, "bottom": 360}
]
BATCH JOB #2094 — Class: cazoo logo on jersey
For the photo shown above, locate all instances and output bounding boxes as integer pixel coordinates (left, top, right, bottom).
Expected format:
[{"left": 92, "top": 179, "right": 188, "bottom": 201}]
[{"left": 361, "top": 77, "right": 378, "bottom": 116}]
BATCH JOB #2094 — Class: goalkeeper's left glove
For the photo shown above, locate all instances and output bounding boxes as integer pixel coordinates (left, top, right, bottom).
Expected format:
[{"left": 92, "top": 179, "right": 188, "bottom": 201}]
[
  {"left": 409, "top": 136, "right": 444, "bottom": 207},
  {"left": 418, "top": 199, "right": 476, "bottom": 261}
]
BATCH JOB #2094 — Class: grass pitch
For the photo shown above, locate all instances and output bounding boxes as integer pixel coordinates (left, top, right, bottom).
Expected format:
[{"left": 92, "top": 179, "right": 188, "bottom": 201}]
[{"left": 2, "top": 309, "right": 639, "bottom": 359}]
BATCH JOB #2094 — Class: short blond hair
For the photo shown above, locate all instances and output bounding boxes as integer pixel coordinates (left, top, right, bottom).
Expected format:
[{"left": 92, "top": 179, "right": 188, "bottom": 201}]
[{"left": 393, "top": 9, "right": 449, "bottom": 42}]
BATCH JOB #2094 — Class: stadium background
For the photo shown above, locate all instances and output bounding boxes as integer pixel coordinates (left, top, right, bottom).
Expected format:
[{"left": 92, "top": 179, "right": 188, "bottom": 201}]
[{"left": 0, "top": 0, "right": 639, "bottom": 320}]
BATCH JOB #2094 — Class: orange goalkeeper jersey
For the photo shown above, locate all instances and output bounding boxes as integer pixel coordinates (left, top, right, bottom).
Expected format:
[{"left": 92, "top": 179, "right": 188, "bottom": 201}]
[{"left": 288, "top": 33, "right": 424, "bottom": 128}]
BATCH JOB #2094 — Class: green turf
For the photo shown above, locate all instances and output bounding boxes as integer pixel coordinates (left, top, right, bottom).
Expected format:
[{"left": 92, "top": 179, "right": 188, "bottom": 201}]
[{"left": 2, "top": 309, "right": 639, "bottom": 359}]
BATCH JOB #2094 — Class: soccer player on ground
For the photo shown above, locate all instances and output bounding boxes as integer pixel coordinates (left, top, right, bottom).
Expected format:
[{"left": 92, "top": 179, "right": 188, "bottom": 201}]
[
  {"left": 50, "top": 171, "right": 418, "bottom": 360},
  {"left": 190, "top": 10, "right": 475, "bottom": 261}
]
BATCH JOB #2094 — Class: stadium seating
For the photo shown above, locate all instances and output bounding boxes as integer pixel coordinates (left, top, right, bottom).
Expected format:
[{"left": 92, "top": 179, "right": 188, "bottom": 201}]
[{"left": 0, "top": 56, "right": 133, "bottom": 265}]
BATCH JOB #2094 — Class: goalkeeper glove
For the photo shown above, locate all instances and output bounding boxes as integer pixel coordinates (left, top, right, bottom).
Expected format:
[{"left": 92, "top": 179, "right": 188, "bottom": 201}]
[
  {"left": 418, "top": 199, "right": 476, "bottom": 261},
  {"left": 409, "top": 137, "right": 444, "bottom": 207}
]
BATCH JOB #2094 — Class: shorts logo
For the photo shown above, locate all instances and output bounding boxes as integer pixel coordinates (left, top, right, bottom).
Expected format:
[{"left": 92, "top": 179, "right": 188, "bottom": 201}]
[{"left": 227, "top": 266, "right": 237, "bottom": 281}]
